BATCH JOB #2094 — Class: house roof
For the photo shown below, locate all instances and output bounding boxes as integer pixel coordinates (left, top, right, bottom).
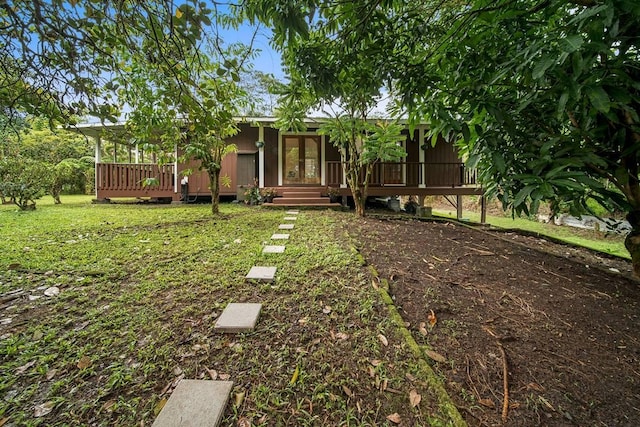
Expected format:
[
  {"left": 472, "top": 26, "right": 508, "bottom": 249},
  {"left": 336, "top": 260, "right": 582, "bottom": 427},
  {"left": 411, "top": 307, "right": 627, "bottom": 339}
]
[{"left": 66, "top": 116, "right": 426, "bottom": 139}]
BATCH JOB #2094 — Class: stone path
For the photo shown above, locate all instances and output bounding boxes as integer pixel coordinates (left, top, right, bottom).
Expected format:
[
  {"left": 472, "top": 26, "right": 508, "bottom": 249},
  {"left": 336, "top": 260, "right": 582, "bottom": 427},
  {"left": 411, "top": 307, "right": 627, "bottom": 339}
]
[
  {"left": 245, "top": 266, "right": 277, "bottom": 282},
  {"left": 151, "top": 380, "right": 234, "bottom": 427},
  {"left": 214, "top": 303, "right": 262, "bottom": 333},
  {"left": 154, "top": 210, "right": 299, "bottom": 425},
  {"left": 271, "top": 233, "right": 289, "bottom": 240},
  {"left": 263, "top": 245, "right": 285, "bottom": 254}
]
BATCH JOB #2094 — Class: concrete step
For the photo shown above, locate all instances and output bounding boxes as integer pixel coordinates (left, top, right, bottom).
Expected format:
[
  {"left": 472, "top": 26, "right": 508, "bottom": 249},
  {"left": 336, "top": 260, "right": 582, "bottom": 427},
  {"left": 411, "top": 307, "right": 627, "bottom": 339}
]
[
  {"left": 214, "top": 303, "right": 262, "bottom": 333},
  {"left": 152, "top": 379, "right": 233, "bottom": 427}
]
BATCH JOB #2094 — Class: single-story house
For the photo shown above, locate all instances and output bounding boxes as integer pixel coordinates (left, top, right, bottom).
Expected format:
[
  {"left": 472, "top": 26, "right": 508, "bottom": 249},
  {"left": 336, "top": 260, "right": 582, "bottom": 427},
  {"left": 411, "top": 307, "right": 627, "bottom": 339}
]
[{"left": 73, "top": 117, "right": 485, "bottom": 219}]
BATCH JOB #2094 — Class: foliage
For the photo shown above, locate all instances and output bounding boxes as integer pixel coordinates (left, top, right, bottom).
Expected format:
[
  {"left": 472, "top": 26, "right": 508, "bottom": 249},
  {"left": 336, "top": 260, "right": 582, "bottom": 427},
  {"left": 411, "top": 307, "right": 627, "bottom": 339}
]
[
  {"left": 16, "top": 117, "right": 93, "bottom": 164},
  {"left": 319, "top": 118, "right": 406, "bottom": 216},
  {"left": 243, "top": 179, "right": 261, "bottom": 204},
  {"left": 0, "top": 1, "right": 215, "bottom": 127},
  {"left": 239, "top": 70, "right": 286, "bottom": 116},
  {"left": 259, "top": 187, "right": 278, "bottom": 200},
  {"left": 244, "top": 0, "right": 640, "bottom": 274},
  {"left": 0, "top": 157, "right": 52, "bottom": 210},
  {"left": 120, "top": 11, "right": 252, "bottom": 215},
  {"left": 50, "top": 158, "right": 94, "bottom": 204}
]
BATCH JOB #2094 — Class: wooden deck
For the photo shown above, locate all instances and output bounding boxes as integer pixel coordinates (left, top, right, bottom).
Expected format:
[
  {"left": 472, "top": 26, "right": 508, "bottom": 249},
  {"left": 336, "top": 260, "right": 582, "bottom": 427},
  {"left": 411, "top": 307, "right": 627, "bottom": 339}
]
[{"left": 95, "top": 161, "right": 482, "bottom": 202}]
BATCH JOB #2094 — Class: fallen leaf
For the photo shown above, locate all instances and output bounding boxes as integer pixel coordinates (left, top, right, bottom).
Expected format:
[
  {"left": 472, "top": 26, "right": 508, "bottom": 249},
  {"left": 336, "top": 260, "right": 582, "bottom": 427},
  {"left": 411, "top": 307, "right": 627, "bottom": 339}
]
[
  {"left": 205, "top": 367, "right": 218, "bottom": 380},
  {"left": 424, "top": 349, "right": 446, "bottom": 363},
  {"left": 479, "top": 398, "right": 495, "bottom": 409},
  {"left": 427, "top": 310, "right": 437, "bottom": 327},
  {"left": 370, "top": 359, "right": 382, "bottom": 367},
  {"left": 342, "top": 385, "right": 353, "bottom": 397},
  {"left": 290, "top": 365, "right": 300, "bottom": 385},
  {"left": 102, "top": 400, "right": 116, "bottom": 412},
  {"left": 44, "top": 286, "right": 60, "bottom": 297},
  {"left": 527, "top": 382, "right": 545, "bottom": 392},
  {"left": 34, "top": 401, "right": 54, "bottom": 417},
  {"left": 418, "top": 322, "right": 428, "bottom": 336},
  {"left": 16, "top": 360, "right": 36, "bottom": 375},
  {"left": 335, "top": 332, "right": 349, "bottom": 340},
  {"left": 32, "top": 330, "right": 44, "bottom": 340},
  {"left": 378, "top": 334, "right": 388, "bottom": 346},
  {"left": 409, "top": 389, "right": 421, "bottom": 408},
  {"left": 386, "top": 413, "right": 401, "bottom": 424},
  {"left": 154, "top": 398, "right": 167, "bottom": 415},
  {"left": 219, "top": 373, "right": 231, "bottom": 381},
  {"left": 322, "top": 305, "right": 332, "bottom": 314},
  {"left": 46, "top": 369, "right": 58, "bottom": 380},
  {"left": 237, "top": 416, "right": 252, "bottom": 427},
  {"left": 234, "top": 391, "right": 245, "bottom": 407},
  {"left": 77, "top": 355, "right": 91, "bottom": 369},
  {"left": 405, "top": 373, "right": 416, "bottom": 382},
  {"left": 0, "top": 417, "right": 8, "bottom": 426}
]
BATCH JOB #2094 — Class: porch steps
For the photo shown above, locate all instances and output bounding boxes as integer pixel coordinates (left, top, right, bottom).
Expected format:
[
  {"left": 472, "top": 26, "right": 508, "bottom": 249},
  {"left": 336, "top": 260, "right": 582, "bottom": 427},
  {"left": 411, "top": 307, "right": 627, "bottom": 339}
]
[{"left": 270, "top": 189, "right": 338, "bottom": 207}]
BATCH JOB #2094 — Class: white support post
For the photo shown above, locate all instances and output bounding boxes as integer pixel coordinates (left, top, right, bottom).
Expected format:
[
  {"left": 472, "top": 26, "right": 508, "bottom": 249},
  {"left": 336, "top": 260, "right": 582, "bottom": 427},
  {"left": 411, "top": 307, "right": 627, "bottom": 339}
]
[
  {"left": 277, "top": 132, "right": 283, "bottom": 186},
  {"left": 134, "top": 144, "right": 140, "bottom": 164},
  {"left": 258, "top": 123, "right": 265, "bottom": 188},
  {"left": 340, "top": 155, "right": 347, "bottom": 188},
  {"left": 320, "top": 135, "right": 326, "bottom": 186},
  {"left": 173, "top": 143, "right": 179, "bottom": 194},
  {"left": 94, "top": 135, "right": 102, "bottom": 198},
  {"left": 419, "top": 127, "right": 426, "bottom": 188}
]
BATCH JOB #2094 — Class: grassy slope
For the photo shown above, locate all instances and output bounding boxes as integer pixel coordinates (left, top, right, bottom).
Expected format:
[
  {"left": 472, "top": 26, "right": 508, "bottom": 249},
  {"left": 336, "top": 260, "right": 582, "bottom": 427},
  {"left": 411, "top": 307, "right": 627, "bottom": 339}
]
[
  {"left": 0, "top": 196, "right": 460, "bottom": 426},
  {"left": 433, "top": 208, "right": 629, "bottom": 259}
]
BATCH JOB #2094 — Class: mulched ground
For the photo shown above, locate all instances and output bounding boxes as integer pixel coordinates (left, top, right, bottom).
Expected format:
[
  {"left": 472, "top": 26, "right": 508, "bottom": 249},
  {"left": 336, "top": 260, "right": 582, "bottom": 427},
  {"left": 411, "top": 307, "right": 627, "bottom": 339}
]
[{"left": 349, "top": 215, "right": 640, "bottom": 427}]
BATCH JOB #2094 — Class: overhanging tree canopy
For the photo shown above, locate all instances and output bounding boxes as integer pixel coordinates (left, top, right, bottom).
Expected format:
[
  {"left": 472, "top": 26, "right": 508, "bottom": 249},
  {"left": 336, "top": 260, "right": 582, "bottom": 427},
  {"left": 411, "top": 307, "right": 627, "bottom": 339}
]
[{"left": 245, "top": 0, "right": 640, "bottom": 276}]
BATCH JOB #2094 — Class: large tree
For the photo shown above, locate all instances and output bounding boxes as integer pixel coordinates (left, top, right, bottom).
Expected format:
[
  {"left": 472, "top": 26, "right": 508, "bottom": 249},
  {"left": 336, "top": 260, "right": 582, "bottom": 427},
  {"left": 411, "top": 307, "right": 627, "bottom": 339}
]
[
  {"left": 248, "top": 5, "right": 406, "bottom": 216},
  {"left": 120, "top": 16, "right": 253, "bottom": 215},
  {"left": 246, "top": 0, "right": 640, "bottom": 276},
  {"left": 0, "top": 1, "right": 214, "bottom": 127}
]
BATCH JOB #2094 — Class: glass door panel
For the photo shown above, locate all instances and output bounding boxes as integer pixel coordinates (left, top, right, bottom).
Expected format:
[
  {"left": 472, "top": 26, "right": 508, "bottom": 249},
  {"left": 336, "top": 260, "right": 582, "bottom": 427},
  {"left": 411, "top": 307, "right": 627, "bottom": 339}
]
[
  {"left": 284, "top": 137, "right": 301, "bottom": 184},
  {"left": 303, "top": 137, "right": 320, "bottom": 184},
  {"left": 283, "top": 136, "right": 321, "bottom": 185}
]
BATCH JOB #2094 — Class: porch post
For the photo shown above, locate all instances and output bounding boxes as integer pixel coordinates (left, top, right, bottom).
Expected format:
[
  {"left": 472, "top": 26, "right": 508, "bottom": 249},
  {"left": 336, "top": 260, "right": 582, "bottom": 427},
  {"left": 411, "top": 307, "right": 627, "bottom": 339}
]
[
  {"left": 320, "top": 135, "right": 326, "bottom": 186},
  {"left": 418, "top": 127, "right": 426, "bottom": 188},
  {"left": 457, "top": 195, "right": 463, "bottom": 220},
  {"left": 258, "top": 123, "right": 265, "bottom": 188},
  {"left": 480, "top": 194, "right": 487, "bottom": 224},
  {"left": 94, "top": 135, "right": 101, "bottom": 198},
  {"left": 134, "top": 144, "right": 140, "bottom": 164},
  {"left": 173, "top": 143, "right": 178, "bottom": 194}
]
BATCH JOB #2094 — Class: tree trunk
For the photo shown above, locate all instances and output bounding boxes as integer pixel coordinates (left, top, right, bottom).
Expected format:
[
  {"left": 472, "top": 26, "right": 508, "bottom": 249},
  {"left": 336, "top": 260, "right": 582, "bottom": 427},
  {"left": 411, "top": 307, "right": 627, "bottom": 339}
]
[
  {"left": 625, "top": 209, "right": 640, "bottom": 278},
  {"left": 208, "top": 167, "right": 221, "bottom": 215}
]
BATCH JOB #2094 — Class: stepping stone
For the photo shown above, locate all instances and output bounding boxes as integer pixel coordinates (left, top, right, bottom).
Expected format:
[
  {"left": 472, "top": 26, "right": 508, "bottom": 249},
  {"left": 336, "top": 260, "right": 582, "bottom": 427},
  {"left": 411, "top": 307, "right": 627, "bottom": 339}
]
[
  {"left": 246, "top": 266, "right": 277, "bottom": 282},
  {"left": 152, "top": 379, "right": 233, "bottom": 427},
  {"left": 263, "top": 245, "right": 285, "bottom": 254},
  {"left": 283, "top": 216, "right": 297, "bottom": 221},
  {"left": 286, "top": 210, "right": 299, "bottom": 215},
  {"left": 271, "top": 233, "right": 290, "bottom": 240},
  {"left": 278, "top": 223, "right": 294, "bottom": 230},
  {"left": 214, "top": 303, "right": 262, "bottom": 332}
]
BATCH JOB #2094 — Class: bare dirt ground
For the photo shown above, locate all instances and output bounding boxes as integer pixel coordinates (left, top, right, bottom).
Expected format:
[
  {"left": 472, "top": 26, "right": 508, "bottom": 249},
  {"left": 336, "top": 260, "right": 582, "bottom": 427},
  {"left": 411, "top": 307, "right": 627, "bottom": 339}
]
[{"left": 349, "top": 215, "right": 640, "bottom": 426}]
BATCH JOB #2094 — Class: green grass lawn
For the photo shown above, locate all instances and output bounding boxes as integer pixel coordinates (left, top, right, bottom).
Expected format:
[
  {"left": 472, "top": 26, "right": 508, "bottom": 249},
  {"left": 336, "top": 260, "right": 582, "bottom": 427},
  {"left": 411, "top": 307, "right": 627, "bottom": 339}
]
[
  {"left": 433, "top": 208, "right": 629, "bottom": 259},
  {"left": 0, "top": 198, "right": 461, "bottom": 426}
]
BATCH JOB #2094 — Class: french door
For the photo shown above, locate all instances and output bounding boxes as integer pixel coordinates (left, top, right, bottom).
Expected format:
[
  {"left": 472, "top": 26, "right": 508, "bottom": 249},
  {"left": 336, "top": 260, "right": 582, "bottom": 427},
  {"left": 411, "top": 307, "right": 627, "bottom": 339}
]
[{"left": 283, "top": 135, "right": 321, "bottom": 185}]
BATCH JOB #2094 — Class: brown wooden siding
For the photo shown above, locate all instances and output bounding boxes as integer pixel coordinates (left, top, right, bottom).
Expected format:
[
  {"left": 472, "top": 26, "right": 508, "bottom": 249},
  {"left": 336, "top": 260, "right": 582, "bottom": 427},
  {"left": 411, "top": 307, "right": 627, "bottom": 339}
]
[{"left": 264, "top": 126, "right": 279, "bottom": 187}]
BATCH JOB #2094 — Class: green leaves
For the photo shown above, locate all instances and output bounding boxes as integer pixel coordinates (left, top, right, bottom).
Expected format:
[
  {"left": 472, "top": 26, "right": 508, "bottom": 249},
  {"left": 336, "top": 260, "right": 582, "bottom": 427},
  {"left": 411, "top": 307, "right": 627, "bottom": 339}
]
[{"left": 586, "top": 86, "right": 611, "bottom": 113}]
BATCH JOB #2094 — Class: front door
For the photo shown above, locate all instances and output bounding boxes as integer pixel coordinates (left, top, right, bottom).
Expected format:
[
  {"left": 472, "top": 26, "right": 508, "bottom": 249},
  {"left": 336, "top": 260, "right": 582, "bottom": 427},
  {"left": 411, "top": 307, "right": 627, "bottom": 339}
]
[{"left": 283, "top": 135, "right": 321, "bottom": 185}]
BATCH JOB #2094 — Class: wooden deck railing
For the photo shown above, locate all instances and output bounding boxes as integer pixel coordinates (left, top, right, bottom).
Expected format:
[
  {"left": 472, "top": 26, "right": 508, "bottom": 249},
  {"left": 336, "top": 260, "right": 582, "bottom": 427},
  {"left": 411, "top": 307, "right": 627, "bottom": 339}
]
[
  {"left": 326, "top": 161, "right": 477, "bottom": 187},
  {"left": 96, "top": 163, "right": 175, "bottom": 192}
]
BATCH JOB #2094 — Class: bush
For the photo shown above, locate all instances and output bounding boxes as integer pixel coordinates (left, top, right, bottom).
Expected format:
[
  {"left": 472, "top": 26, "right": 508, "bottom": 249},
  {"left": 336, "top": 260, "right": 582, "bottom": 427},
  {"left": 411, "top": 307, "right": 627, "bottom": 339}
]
[{"left": 0, "top": 158, "right": 52, "bottom": 210}]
